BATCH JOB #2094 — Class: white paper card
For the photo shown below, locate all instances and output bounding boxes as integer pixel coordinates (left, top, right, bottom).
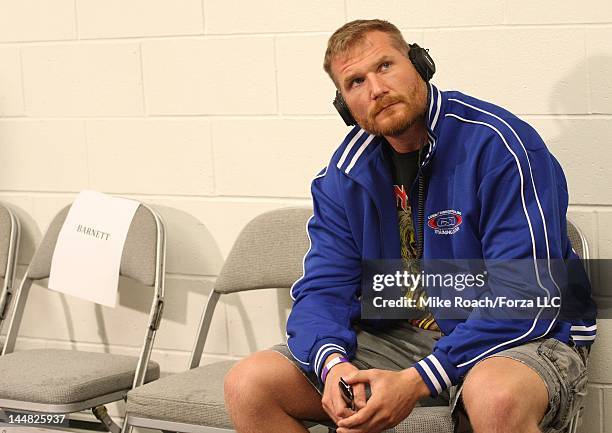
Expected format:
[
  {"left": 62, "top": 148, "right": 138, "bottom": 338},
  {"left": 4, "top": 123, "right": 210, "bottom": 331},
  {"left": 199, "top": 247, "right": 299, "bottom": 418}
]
[{"left": 48, "top": 190, "right": 140, "bottom": 307}]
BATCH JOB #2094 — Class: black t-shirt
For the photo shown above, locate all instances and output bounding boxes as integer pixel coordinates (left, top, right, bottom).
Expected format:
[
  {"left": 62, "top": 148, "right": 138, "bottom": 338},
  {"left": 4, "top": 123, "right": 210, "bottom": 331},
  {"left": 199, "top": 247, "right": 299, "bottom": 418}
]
[{"left": 386, "top": 144, "right": 420, "bottom": 198}]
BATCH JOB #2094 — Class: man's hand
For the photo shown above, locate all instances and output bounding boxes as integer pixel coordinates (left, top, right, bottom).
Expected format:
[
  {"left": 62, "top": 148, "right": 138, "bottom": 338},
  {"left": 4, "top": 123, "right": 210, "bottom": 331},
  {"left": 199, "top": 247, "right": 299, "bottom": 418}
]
[
  {"left": 321, "top": 356, "right": 366, "bottom": 424},
  {"left": 335, "top": 367, "right": 430, "bottom": 433}
]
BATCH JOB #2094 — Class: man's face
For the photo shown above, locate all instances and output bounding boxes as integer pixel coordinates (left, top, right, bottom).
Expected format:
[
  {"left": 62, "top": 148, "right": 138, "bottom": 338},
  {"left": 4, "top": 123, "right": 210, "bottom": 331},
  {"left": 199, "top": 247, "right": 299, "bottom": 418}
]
[{"left": 331, "top": 31, "right": 427, "bottom": 137}]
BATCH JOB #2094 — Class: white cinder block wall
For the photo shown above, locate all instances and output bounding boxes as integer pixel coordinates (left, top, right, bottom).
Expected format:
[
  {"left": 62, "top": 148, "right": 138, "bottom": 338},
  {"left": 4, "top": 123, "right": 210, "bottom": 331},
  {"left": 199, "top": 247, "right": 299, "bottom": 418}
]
[{"left": 0, "top": 1, "right": 610, "bottom": 431}]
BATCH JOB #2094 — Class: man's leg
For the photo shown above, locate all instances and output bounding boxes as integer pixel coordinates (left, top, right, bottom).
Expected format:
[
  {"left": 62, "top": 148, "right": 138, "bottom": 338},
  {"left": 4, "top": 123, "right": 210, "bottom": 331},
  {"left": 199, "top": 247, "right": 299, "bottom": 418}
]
[
  {"left": 460, "top": 356, "right": 549, "bottom": 433},
  {"left": 224, "top": 350, "right": 329, "bottom": 433}
]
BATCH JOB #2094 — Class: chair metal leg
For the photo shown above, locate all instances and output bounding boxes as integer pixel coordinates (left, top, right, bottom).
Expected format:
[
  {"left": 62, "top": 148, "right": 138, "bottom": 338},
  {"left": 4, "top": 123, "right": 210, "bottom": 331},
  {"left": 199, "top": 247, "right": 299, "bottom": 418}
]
[
  {"left": 120, "top": 414, "right": 133, "bottom": 433},
  {"left": 92, "top": 406, "right": 122, "bottom": 433},
  {"left": 568, "top": 408, "right": 581, "bottom": 433}
]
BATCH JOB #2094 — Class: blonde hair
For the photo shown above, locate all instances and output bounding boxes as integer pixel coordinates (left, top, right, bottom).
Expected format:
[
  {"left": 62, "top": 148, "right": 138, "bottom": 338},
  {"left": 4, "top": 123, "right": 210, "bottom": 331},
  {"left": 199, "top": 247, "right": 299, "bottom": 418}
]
[{"left": 323, "top": 19, "right": 410, "bottom": 86}]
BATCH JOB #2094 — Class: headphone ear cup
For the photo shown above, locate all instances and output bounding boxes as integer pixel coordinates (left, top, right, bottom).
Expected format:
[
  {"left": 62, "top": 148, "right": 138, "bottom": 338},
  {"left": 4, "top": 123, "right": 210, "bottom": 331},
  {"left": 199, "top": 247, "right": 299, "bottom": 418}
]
[
  {"left": 333, "top": 90, "right": 357, "bottom": 126},
  {"left": 408, "top": 43, "right": 436, "bottom": 82}
]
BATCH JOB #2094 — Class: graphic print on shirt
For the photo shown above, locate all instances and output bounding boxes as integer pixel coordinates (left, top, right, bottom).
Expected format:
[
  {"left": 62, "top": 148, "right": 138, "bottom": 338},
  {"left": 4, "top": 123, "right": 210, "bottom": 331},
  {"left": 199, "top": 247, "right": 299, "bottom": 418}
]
[{"left": 393, "top": 185, "right": 440, "bottom": 332}]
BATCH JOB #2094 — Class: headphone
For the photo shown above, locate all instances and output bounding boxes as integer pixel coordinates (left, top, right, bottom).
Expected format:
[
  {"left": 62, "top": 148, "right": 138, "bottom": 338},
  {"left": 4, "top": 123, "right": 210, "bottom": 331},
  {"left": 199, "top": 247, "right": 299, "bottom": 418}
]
[{"left": 332, "top": 43, "right": 436, "bottom": 126}]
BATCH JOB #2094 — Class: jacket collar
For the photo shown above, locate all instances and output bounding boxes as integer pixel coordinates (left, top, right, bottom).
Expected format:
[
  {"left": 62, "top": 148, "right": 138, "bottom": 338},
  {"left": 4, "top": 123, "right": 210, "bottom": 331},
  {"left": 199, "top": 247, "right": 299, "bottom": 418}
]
[
  {"left": 422, "top": 82, "right": 445, "bottom": 167},
  {"left": 426, "top": 82, "right": 444, "bottom": 135}
]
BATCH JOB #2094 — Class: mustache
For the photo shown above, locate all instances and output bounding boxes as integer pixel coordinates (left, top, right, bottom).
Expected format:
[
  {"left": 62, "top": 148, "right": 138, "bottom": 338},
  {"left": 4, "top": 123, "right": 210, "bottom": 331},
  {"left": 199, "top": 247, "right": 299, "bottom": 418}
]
[{"left": 368, "top": 95, "right": 406, "bottom": 119}]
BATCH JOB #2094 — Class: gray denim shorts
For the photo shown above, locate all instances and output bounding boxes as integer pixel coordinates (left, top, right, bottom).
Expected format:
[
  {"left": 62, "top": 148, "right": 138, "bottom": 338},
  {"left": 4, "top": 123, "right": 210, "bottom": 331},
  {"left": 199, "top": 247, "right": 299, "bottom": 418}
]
[
  {"left": 450, "top": 337, "right": 590, "bottom": 433},
  {"left": 271, "top": 321, "right": 589, "bottom": 433}
]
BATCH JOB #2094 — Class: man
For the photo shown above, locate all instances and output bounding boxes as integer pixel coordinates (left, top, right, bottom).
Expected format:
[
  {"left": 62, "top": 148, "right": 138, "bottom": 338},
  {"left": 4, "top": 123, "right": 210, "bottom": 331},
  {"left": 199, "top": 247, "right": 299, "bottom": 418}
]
[{"left": 224, "top": 19, "right": 597, "bottom": 433}]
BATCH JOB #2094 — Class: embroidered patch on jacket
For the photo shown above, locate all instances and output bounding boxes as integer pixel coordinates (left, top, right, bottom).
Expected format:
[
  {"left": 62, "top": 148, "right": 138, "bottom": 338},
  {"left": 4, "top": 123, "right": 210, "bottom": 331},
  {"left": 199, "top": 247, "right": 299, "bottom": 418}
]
[{"left": 427, "top": 209, "right": 463, "bottom": 235}]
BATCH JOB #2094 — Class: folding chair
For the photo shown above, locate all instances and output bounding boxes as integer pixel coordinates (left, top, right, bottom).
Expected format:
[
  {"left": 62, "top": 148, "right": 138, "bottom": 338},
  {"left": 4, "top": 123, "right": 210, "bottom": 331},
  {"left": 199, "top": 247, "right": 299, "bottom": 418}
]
[
  {"left": 0, "top": 201, "right": 166, "bottom": 433},
  {"left": 0, "top": 203, "right": 21, "bottom": 345}
]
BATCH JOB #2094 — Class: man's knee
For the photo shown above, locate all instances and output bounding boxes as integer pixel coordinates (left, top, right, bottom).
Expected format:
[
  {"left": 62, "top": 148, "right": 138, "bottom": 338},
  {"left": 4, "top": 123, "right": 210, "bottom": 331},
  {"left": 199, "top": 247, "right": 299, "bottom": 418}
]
[
  {"left": 463, "top": 386, "right": 526, "bottom": 431},
  {"left": 462, "top": 358, "right": 548, "bottom": 432},
  {"left": 225, "top": 349, "right": 328, "bottom": 426},
  {"left": 460, "top": 359, "right": 547, "bottom": 432},
  {"left": 224, "top": 350, "right": 280, "bottom": 411}
]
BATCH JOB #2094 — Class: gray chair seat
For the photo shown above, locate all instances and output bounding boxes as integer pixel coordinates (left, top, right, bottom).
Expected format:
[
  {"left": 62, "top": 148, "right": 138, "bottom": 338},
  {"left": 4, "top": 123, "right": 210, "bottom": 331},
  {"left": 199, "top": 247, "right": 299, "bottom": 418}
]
[
  {"left": 127, "top": 360, "right": 237, "bottom": 428},
  {"left": 388, "top": 406, "right": 453, "bottom": 433},
  {"left": 0, "top": 349, "right": 160, "bottom": 404},
  {"left": 126, "top": 359, "right": 453, "bottom": 432}
]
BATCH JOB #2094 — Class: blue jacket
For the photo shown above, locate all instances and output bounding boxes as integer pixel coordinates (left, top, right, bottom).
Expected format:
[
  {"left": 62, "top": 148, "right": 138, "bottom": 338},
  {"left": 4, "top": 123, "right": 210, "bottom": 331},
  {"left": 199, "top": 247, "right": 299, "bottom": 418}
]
[{"left": 286, "top": 83, "right": 597, "bottom": 397}]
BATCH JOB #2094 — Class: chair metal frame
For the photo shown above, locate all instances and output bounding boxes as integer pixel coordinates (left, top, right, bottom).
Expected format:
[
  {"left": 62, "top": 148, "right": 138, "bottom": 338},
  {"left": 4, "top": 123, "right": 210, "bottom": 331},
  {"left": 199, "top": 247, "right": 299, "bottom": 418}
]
[
  {"left": 0, "top": 203, "right": 22, "bottom": 339},
  {"left": 0, "top": 201, "right": 166, "bottom": 431}
]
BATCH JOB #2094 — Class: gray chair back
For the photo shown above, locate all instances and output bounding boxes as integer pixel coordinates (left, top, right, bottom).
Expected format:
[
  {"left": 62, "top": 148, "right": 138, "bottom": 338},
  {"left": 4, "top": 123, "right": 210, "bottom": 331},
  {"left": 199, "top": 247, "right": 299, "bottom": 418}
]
[
  {"left": 567, "top": 218, "right": 590, "bottom": 279},
  {"left": 0, "top": 205, "right": 16, "bottom": 279},
  {"left": 214, "top": 207, "right": 312, "bottom": 294},
  {"left": 0, "top": 202, "right": 20, "bottom": 330},
  {"left": 567, "top": 219, "right": 588, "bottom": 260},
  {"left": 189, "top": 207, "right": 312, "bottom": 369},
  {"left": 28, "top": 204, "right": 159, "bottom": 287},
  {"left": 2, "top": 200, "right": 165, "bottom": 362}
]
